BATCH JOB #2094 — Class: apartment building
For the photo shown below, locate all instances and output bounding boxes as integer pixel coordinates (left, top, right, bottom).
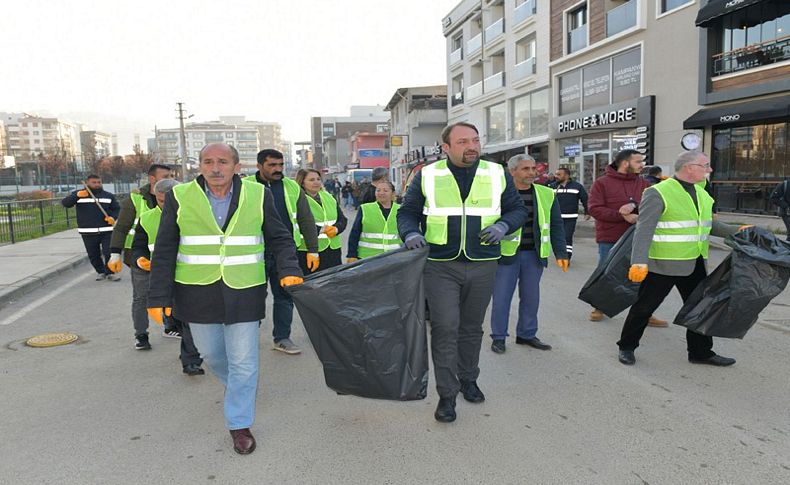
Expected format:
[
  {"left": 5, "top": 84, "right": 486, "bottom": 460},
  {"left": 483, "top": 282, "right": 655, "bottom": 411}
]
[
  {"left": 1, "top": 113, "right": 83, "bottom": 162},
  {"left": 156, "top": 121, "right": 260, "bottom": 173},
  {"left": 684, "top": 0, "right": 790, "bottom": 214},
  {"left": 310, "top": 106, "right": 389, "bottom": 173},
  {"left": 80, "top": 130, "right": 112, "bottom": 162}
]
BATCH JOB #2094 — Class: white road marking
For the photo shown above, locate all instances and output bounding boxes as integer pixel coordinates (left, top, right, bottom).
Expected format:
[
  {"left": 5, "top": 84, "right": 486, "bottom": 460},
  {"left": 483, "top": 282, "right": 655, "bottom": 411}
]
[{"left": 0, "top": 272, "right": 93, "bottom": 326}]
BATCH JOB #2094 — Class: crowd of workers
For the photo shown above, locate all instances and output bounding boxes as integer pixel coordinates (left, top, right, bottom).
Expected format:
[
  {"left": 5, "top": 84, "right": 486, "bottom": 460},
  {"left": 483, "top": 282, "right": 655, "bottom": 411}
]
[{"left": 60, "top": 121, "right": 770, "bottom": 455}]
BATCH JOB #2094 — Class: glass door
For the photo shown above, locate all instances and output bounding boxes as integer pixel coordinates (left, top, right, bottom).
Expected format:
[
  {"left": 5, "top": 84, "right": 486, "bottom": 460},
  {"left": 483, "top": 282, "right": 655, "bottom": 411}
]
[{"left": 582, "top": 134, "right": 610, "bottom": 187}]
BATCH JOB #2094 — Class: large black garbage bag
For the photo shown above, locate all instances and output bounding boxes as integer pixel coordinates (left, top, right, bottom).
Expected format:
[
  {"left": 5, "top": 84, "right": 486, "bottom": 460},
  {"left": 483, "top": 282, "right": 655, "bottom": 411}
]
[
  {"left": 578, "top": 226, "right": 640, "bottom": 317},
  {"left": 674, "top": 227, "right": 790, "bottom": 338},
  {"left": 286, "top": 247, "right": 429, "bottom": 400}
]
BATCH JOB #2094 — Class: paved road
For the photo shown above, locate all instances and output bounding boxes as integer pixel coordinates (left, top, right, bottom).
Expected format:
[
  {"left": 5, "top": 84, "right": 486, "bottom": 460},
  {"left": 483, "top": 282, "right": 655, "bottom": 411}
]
[{"left": 1, "top": 219, "right": 789, "bottom": 484}]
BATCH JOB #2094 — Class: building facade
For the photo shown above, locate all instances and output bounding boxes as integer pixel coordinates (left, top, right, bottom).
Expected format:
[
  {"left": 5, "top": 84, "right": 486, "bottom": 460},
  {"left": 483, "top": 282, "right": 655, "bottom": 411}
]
[
  {"left": 349, "top": 132, "right": 390, "bottom": 170},
  {"left": 80, "top": 130, "right": 112, "bottom": 163},
  {"left": 685, "top": 0, "right": 790, "bottom": 214},
  {"left": 156, "top": 122, "right": 260, "bottom": 173},
  {"left": 310, "top": 106, "right": 390, "bottom": 173}
]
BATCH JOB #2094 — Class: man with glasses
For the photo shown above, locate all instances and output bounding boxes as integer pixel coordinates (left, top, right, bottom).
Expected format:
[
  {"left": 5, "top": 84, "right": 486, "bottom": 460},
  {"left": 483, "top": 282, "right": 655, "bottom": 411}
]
[{"left": 617, "top": 151, "right": 748, "bottom": 367}]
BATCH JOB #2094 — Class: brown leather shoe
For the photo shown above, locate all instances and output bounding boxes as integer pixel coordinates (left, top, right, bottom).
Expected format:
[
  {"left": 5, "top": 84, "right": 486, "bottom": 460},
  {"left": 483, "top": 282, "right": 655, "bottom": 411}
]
[
  {"left": 647, "top": 315, "right": 668, "bottom": 327},
  {"left": 589, "top": 308, "right": 604, "bottom": 322},
  {"left": 229, "top": 428, "right": 256, "bottom": 455}
]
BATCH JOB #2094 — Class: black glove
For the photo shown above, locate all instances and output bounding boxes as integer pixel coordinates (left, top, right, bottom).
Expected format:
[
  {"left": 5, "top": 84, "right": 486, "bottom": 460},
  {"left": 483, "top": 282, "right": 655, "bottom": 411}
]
[
  {"left": 479, "top": 222, "right": 508, "bottom": 244},
  {"left": 405, "top": 233, "right": 427, "bottom": 250}
]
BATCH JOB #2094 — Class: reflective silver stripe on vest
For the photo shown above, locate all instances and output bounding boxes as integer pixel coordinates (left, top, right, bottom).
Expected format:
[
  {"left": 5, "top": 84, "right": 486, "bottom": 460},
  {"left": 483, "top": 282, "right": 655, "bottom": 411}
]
[
  {"left": 358, "top": 242, "right": 402, "bottom": 250},
  {"left": 423, "top": 207, "right": 500, "bottom": 217},
  {"left": 77, "top": 198, "right": 112, "bottom": 204},
  {"left": 555, "top": 188, "right": 580, "bottom": 194},
  {"left": 361, "top": 232, "right": 399, "bottom": 240},
  {"left": 541, "top": 236, "right": 550, "bottom": 243},
  {"left": 148, "top": 244, "right": 155, "bottom": 251},
  {"left": 652, "top": 234, "right": 709, "bottom": 242},
  {"left": 176, "top": 253, "right": 264, "bottom": 265},
  {"left": 561, "top": 213, "right": 579, "bottom": 219},
  {"left": 322, "top": 219, "right": 336, "bottom": 226},
  {"left": 78, "top": 227, "right": 114, "bottom": 233},
  {"left": 655, "top": 220, "right": 713, "bottom": 229},
  {"left": 128, "top": 228, "right": 136, "bottom": 235},
  {"left": 128, "top": 217, "right": 140, "bottom": 236},
  {"left": 179, "top": 235, "right": 263, "bottom": 246}
]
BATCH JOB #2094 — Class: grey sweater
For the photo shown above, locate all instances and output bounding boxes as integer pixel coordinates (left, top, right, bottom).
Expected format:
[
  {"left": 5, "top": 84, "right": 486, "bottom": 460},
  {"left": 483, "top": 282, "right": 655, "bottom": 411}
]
[{"left": 631, "top": 181, "right": 739, "bottom": 276}]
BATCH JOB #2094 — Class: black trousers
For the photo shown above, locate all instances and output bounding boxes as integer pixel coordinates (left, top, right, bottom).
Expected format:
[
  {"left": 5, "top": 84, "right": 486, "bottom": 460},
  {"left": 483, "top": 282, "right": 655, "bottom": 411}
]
[
  {"left": 81, "top": 232, "right": 112, "bottom": 274},
  {"left": 165, "top": 315, "right": 203, "bottom": 367},
  {"left": 618, "top": 257, "right": 714, "bottom": 360},
  {"left": 562, "top": 217, "right": 577, "bottom": 259}
]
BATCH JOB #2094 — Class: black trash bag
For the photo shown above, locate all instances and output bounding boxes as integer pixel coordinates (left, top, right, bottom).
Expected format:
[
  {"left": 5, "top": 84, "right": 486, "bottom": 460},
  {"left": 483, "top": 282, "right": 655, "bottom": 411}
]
[
  {"left": 286, "top": 247, "right": 430, "bottom": 400},
  {"left": 578, "top": 226, "right": 640, "bottom": 317},
  {"left": 674, "top": 227, "right": 790, "bottom": 339}
]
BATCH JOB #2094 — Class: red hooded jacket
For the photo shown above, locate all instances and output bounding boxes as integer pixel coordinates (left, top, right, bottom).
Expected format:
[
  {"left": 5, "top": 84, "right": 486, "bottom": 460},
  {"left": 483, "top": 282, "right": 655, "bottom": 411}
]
[{"left": 588, "top": 165, "right": 650, "bottom": 243}]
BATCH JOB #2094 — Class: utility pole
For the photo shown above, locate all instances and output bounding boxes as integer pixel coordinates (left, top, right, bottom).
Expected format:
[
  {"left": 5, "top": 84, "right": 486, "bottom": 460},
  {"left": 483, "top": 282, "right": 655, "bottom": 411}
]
[{"left": 176, "top": 102, "right": 189, "bottom": 181}]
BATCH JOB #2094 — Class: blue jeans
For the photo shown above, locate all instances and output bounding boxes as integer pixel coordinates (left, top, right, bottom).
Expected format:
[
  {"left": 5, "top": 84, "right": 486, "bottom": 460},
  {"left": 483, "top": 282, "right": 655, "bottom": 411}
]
[
  {"left": 266, "top": 252, "right": 293, "bottom": 342},
  {"left": 344, "top": 194, "right": 354, "bottom": 208},
  {"left": 490, "top": 250, "right": 544, "bottom": 340},
  {"left": 597, "top": 242, "right": 616, "bottom": 267},
  {"left": 189, "top": 321, "right": 260, "bottom": 430}
]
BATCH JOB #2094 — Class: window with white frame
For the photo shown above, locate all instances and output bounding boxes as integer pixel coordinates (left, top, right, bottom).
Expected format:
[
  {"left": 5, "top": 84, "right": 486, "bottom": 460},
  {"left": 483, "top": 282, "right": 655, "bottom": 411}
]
[{"left": 660, "top": 0, "right": 693, "bottom": 14}]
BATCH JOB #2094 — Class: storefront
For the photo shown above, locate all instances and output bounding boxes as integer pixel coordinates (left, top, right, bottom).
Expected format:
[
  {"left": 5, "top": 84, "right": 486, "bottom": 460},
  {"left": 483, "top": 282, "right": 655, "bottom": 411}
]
[{"left": 684, "top": 94, "right": 790, "bottom": 214}]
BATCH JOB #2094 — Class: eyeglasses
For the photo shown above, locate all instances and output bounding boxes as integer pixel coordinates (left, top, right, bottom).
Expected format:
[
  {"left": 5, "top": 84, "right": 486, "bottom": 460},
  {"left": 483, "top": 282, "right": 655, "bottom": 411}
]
[{"left": 688, "top": 163, "right": 711, "bottom": 169}]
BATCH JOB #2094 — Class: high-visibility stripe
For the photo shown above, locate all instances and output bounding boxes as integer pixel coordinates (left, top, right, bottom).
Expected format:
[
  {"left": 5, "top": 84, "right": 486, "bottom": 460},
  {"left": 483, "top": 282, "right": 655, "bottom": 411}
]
[
  {"left": 148, "top": 244, "right": 155, "bottom": 251},
  {"left": 322, "top": 219, "right": 336, "bottom": 226},
  {"left": 541, "top": 223, "right": 549, "bottom": 230},
  {"left": 555, "top": 189, "right": 580, "bottom": 194},
  {"left": 652, "top": 234, "right": 709, "bottom": 242},
  {"left": 358, "top": 241, "right": 402, "bottom": 250},
  {"left": 361, "top": 232, "right": 399, "bottom": 240},
  {"left": 561, "top": 213, "right": 579, "bottom": 219},
  {"left": 422, "top": 207, "right": 501, "bottom": 217},
  {"left": 78, "top": 227, "right": 114, "bottom": 233},
  {"left": 176, "top": 253, "right": 264, "bottom": 265},
  {"left": 655, "top": 220, "right": 713, "bottom": 229},
  {"left": 179, "top": 235, "right": 263, "bottom": 246},
  {"left": 428, "top": 167, "right": 495, "bottom": 177},
  {"left": 77, "top": 198, "right": 112, "bottom": 204},
  {"left": 541, "top": 236, "right": 550, "bottom": 243},
  {"left": 128, "top": 228, "right": 136, "bottom": 235}
]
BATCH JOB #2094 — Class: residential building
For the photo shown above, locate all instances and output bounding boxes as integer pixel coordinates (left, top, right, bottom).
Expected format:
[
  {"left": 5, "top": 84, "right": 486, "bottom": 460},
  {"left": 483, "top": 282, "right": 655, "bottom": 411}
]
[
  {"left": 0, "top": 120, "right": 6, "bottom": 158},
  {"left": 443, "top": 0, "right": 551, "bottom": 165},
  {"left": 684, "top": 0, "right": 790, "bottom": 214},
  {"left": 385, "top": 85, "right": 448, "bottom": 192},
  {"left": 310, "top": 106, "right": 390, "bottom": 173},
  {"left": 156, "top": 121, "right": 260, "bottom": 173},
  {"left": 0, "top": 113, "right": 83, "bottom": 162},
  {"left": 281, "top": 140, "right": 293, "bottom": 170},
  {"left": 81, "top": 130, "right": 112, "bottom": 162},
  {"left": 349, "top": 132, "right": 390, "bottom": 171}
]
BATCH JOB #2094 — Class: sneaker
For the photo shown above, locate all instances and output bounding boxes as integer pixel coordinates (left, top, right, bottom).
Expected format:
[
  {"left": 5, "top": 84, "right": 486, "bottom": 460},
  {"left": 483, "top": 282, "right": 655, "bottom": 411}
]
[
  {"left": 491, "top": 339, "right": 506, "bottom": 354},
  {"left": 183, "top": 364, "right": 205, "bottom": 375},
  {"left": 589, "top": 308, "right": 605, "bottom": 322},
  {"left": 95, "top": 273, "right": 107, "bottom": 281},
  {"left": 163, "top": 329, "right": 182, "bottom": 339},
  {"left": 273, "top": 338, "right": 301, "bottom": 354},
  {"left": 106, "top": 273, "right": 121, "bottom": 282},
  {"left": 134, "top": 334, "right": 151, "bottom": 350}
]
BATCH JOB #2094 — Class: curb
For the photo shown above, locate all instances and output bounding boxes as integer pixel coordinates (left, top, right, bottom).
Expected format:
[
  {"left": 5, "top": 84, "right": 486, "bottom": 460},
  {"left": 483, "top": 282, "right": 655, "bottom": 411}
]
[{"left": 0, "top": 254, "right": 88, "bottom": 310}]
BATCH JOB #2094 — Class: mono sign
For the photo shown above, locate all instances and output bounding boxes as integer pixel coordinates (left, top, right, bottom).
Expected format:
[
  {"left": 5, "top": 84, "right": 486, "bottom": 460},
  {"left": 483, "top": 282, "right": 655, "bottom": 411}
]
[
  {"left": 558, "top": 107, "right": 637, "bottom": 133},
  {"left": 720, "top": 114, "right": 741, "bottom": 123},
  {"left": 725, "top": 0, "right": 745, "bottom": 8}
]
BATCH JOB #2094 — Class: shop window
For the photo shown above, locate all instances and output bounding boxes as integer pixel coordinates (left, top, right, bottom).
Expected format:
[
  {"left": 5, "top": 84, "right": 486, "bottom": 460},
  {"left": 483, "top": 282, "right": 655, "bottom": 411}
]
[
  {"left": 582, "top": 60, "right": 610, "bottom": 110},
  {"left": 558, "top": 138, "right": 581, "bottom": 181},
  {"left": 487, "top": 102, "right": 507, "bottom": 144},
  {"left": 611, "top": 48, "right": 641, "bottom": 103},
  {"left": 530, "top": 88, "right": 549, "bottom": 135},
  {"left": 558, "top": 69, "right": 581, "bottom": 115},
  {"left": 512, "top": 95, "right": 530, "bottom": 140}
]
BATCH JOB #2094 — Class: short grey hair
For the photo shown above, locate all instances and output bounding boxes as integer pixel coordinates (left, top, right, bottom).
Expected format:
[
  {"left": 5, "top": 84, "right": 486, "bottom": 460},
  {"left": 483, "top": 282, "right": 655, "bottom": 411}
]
[
  {"left": 675, "top": 151, "right": 704, "bottom": 172},
  {"left": 507, "top": 153, "right": 536, "bottom": 171},
  {"left": 154, "top": 178, "right": 179, "bottom": 194},
  {"left": 199, "top": 143, "right": 240, "bottom": 164}
]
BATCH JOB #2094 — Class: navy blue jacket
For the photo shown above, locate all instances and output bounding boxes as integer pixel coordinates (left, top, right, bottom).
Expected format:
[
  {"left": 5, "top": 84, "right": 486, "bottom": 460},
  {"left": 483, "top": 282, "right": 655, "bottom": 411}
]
[
  {"left": 397, "top": 160, "right": 528, "bottom": 261},
  {"left": 61, "top": 188, "right": 119, "bottom": 232},
  {"left": 499, "top": 192, "right": 568, "bottom": 268},
  {"left": 548, "top": 180, "right": 588, "bottom": 216}
]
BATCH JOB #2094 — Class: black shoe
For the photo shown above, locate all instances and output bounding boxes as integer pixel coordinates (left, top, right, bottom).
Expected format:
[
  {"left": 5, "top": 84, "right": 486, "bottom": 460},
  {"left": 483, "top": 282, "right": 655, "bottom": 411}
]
[
  {"left": 434, "top": 397, "right": 456, "bottom": 423},
  {"left": 134, "top": 335, "right": 151, "bottom": 350},
  {"left": 491, "top": 339, "right": 506, "bottom": 354},
  {"left": 689, "top": 354, "right": 736, "bottom": 366},
  {"left": 459, "top": 380, "right": 485, "bottom": 403},
  {"left": 618, "top": 350, "right": 635, "bottom": 365},
  {"left": 516, "top": 337, "right": 552, "bottom": 350},
  {"left": 183, "top": 364, "right": 205, "bottom": 375}
]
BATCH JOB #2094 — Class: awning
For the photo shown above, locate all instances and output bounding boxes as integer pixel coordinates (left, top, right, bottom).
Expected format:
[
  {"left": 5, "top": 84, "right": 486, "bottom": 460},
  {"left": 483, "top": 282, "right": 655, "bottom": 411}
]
[
  {"left": 683, "top": 95, "right": 790, "bottom": 129},
  {"left": 695, "top": 0, "right": 766, "bottom": 27}
]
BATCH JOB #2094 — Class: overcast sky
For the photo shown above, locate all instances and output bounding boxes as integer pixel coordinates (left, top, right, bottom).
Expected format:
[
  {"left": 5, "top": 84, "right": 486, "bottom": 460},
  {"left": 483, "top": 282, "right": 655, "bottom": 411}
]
[{"left": 1, "top": 0, "right": 458, "bottom": 153}]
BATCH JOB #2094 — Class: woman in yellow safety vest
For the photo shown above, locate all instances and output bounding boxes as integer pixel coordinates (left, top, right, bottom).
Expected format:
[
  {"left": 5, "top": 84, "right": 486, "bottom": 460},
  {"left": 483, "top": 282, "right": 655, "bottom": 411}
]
[
  {"left": 295, "top": 168, "right": 347, "bottom": 273},
  {"left": 347, "top": 180, "right": 402, "bottom": 262}
]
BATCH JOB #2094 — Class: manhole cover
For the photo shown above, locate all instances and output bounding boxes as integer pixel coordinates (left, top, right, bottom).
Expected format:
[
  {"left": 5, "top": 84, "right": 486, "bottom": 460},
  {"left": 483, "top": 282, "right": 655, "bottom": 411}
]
[{"left": 26, "top": 333, "right": 79, "bottom": 348}]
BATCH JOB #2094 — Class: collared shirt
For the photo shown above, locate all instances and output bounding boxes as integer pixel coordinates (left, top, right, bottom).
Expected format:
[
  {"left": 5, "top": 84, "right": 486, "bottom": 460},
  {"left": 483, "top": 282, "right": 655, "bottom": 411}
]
[{"left": 205, "top": 185, "right": 233, "bottom": 229}]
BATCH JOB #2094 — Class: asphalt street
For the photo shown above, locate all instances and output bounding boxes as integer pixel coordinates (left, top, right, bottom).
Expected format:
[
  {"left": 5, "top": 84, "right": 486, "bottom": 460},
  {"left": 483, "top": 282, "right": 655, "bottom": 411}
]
[{"left": 1, "top": 218, "right": 788, "bottom": 484}]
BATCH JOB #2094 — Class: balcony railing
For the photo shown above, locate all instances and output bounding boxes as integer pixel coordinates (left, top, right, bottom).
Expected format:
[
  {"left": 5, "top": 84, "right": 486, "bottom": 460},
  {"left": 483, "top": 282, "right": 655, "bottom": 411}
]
[
  {"left": 484, "top": 71, "right": 504, "bottom": 93},
  {"left": 466, "top": 80, "right": 483, "bottom": 100},
  {"left": 514, "top": 0, "right": 537, "bottom": 25},
  {"left": 467, "top": 33, "right": 482, "bottom": 55},
  {"left": 451, "top": 91, "right": 464, "bottom": 107},
  {"left": 712, "top": 35, "right": 790, "bottom": 76},
  {"left": 606, "top": 0, "right": 637, "bottom": 38},
  {"left": 449, "top": 47, "right": 463, "bottom": 65},
  {"left": 568, "top": 24, "right": 587, "bottom": 54},
  {"left": 485, "top": 18, "right": 504, "bottom": 45},
  {"left": 514, "top": 57, "right": 536, "bottom": 80}
]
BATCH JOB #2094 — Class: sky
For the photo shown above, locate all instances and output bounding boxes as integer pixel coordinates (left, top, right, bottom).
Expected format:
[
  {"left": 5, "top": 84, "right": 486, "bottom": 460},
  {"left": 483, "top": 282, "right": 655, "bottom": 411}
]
[{"left": 1, "top": 0, "right": 459, "bottom": 154}]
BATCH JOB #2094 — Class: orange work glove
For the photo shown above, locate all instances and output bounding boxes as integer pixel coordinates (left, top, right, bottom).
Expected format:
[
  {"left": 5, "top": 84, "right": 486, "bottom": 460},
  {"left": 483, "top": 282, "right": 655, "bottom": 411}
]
[
  {"left": 104, "top": 216, "right": 115, "bottom": 225},
  {"left": 107, "top": 253, "right": 122, "bottom": 273},
  {"left": 307, "top": 253, "right": 320, "bottom": 272},
  {"left": 146, "top": 307, "right": 172, "bottom": 325},
  {"left": 556, "top": 259, "right": 569, "bottom": 272},
  {"left": 628, "top": 264, "right": 649, "bottom": 283},
  {"left": 738, "top": 225, "right": 754, "bottom": 232},
  {"left": 347, "top": 257, "right": 359, "bottom": 263},
  {"left": 323, "top": 225, "right": 338, "bottom": 238},
  {"left": 77, "top": 189, "right": 89, "bottom": 197},
  {"left": 280, "top": 276, "right": 304, "bottom": 287},
  {"left": 136, "top": 257, "right": 151, "bottom": 272}
]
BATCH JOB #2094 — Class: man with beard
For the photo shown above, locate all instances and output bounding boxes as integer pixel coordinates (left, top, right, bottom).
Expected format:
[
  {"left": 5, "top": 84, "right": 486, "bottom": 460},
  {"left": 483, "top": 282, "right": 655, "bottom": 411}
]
[
  {"left": 548, "top": 167, "right": 589, "bottom": 262},
  {"left": 398, "top": 122, "right": 527, "bottom": 423}
]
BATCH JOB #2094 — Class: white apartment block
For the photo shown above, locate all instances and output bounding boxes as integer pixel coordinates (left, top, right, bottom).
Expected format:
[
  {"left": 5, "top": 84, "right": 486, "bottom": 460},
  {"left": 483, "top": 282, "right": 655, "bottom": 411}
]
[
  {"left": 157, "top": 123, "right": 260, "bottom": 173},
  {"left": 0, "top": 113, "right": 83, "bottom": 162}
]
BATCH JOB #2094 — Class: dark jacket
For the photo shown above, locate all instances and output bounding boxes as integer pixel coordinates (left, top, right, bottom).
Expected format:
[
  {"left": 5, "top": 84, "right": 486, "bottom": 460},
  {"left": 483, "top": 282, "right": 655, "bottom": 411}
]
[
  {"left": 397, "top": 159, "right": 529, "bottom": 261},
  {"left": 110, "top": 183, "right": 158, "bottom": 266},
  {"left": 253, "top": 171, "right": 319, "bottom": 253},
  {"left": 770, "top": 179, "right": 789, "bottom": 216},
  {"left": 499, "top": 191, "right": 568, "bottom": 267},
  {"left": 548, "top": 180, "right": 588, "bottom": 216},
  {"left": 61, "top": 188, "right": 119, "bottom": 233},
  {"left": 147, "top": 175, "right": 301, "bottom": 324},
  {"left": 588, "top": 166, "right": 649, "bottom": 243}
]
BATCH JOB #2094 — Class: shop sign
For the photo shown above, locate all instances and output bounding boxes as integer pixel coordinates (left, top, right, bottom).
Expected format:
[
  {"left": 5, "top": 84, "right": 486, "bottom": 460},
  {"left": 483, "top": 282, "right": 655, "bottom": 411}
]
[
  {"left": 563, "top": 144, "right": 580, "bottom": 157},
  {"left": 358, "top": 149, "right": 385, "bottom": 157},
  {"left": 552, "top": 96, "right": 653, "bottom": 139},
  {"left": 557, "top": 107, "right": 636, "bottom": 133}
]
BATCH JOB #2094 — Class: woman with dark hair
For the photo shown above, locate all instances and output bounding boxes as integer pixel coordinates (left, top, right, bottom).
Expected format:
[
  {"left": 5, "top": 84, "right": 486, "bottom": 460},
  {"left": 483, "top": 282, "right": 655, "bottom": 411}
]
[
  {"left": 295, "top": 169, "right": 347, "bottom": 273},
  {"left": 346, "top": 181, "right": 402, "bottom": 262}
]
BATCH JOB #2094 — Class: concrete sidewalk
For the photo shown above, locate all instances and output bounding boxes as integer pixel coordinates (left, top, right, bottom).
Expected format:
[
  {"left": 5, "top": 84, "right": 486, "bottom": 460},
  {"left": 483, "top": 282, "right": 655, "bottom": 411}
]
[{"left": 0, "top": 229, "right": 87, "bottom": 309}]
